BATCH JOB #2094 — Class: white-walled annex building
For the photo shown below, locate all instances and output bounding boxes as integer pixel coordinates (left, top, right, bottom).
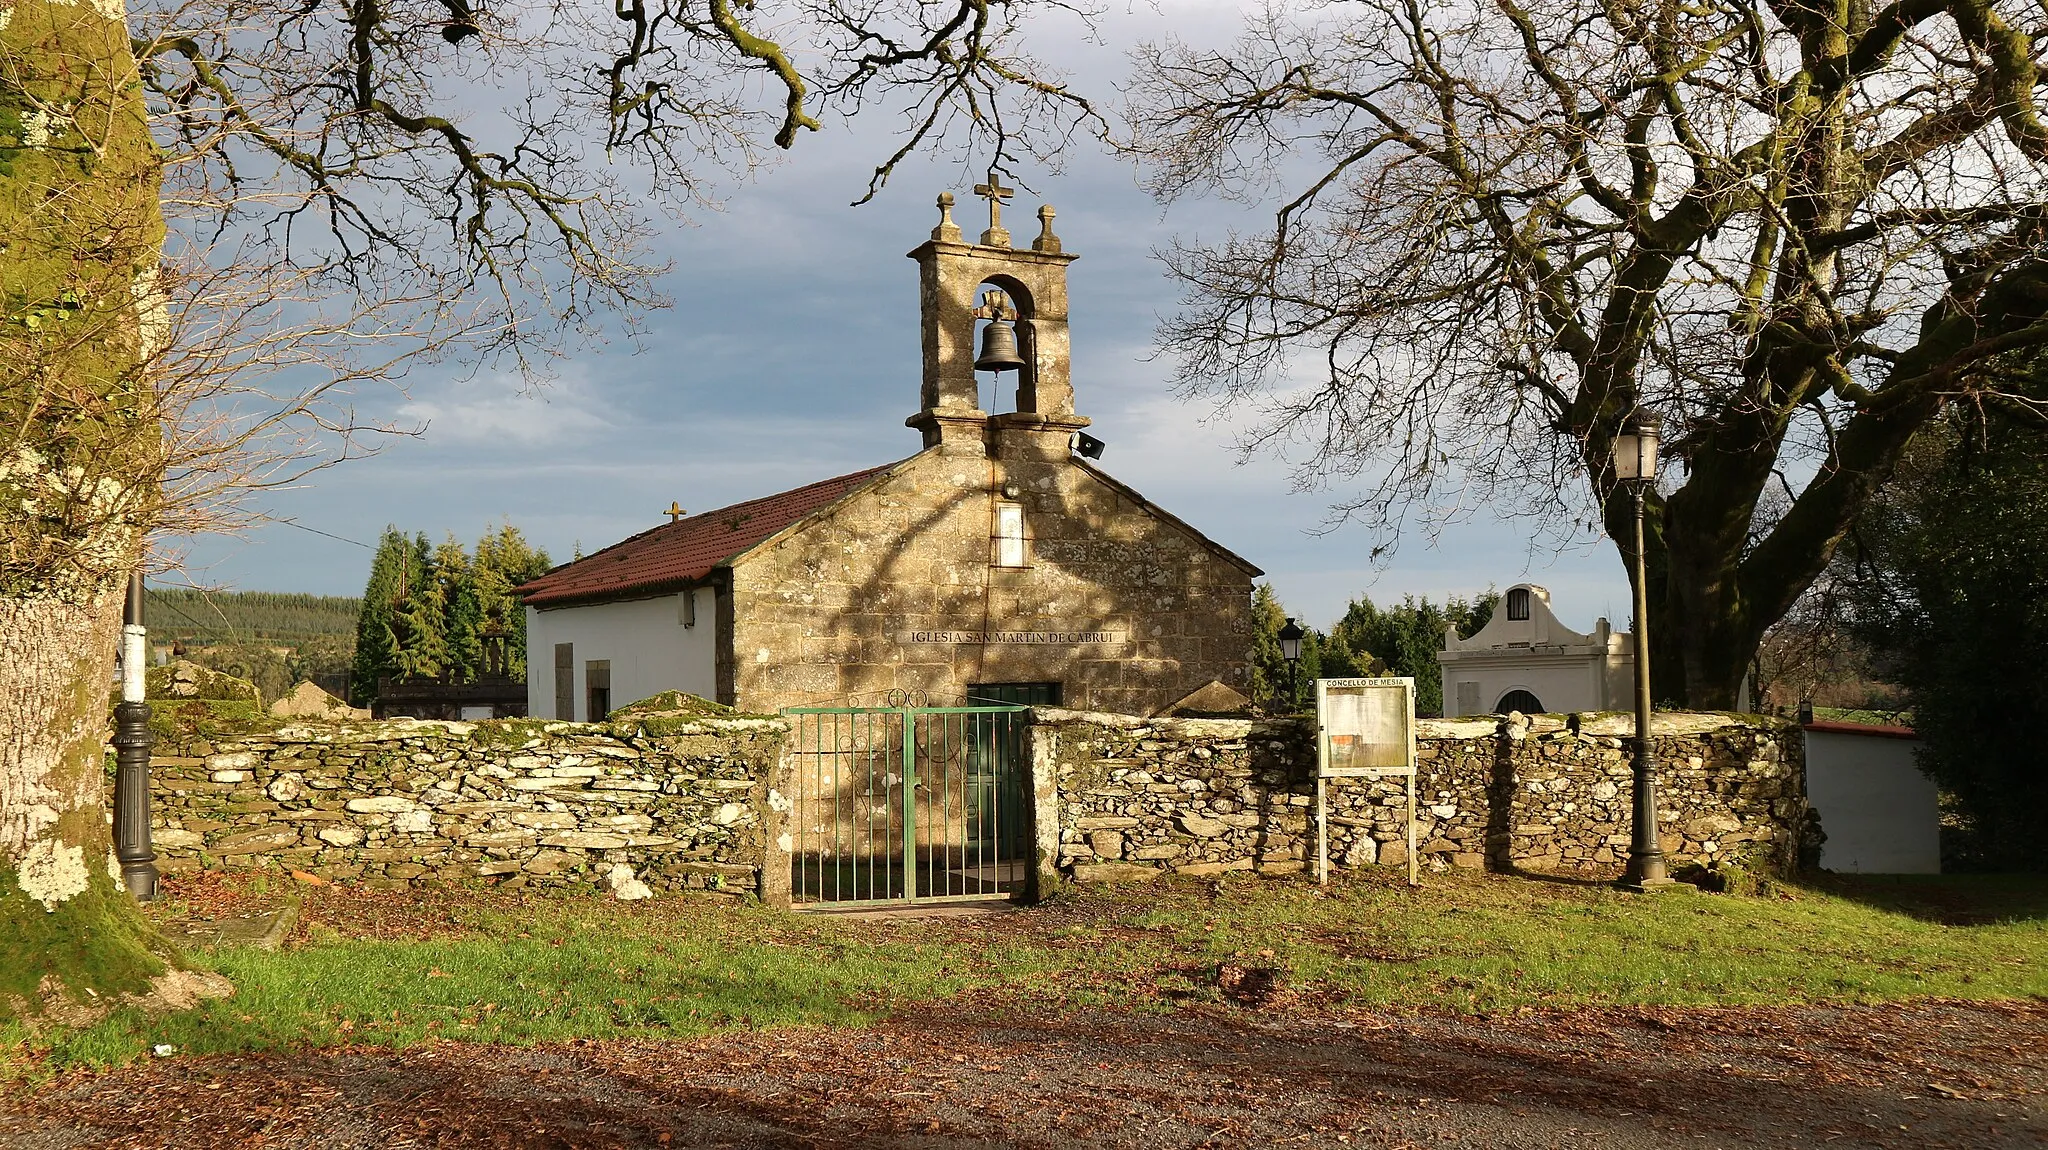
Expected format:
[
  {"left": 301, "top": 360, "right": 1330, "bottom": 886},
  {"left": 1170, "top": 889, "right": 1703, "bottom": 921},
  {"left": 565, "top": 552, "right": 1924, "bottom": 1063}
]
[{"left": 523, "top": 583, "right": 721, "bottom": 722}]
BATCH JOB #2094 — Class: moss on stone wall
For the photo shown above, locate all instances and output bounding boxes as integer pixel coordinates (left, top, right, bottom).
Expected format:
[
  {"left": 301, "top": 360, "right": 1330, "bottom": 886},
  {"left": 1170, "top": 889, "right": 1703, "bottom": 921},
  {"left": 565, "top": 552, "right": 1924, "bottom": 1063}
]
[
  {"left": 146, "top": 661, "right": 260, "bottom": 702},
  {"left": 612, "top": 691, "right": 733, "bottom": 718},
  {"left": 141, "top": 699, "right": 282, "bottom": 742},
  {"left": 625, "top": 715, "right": 783, "bottom": 739},
  {"left": 465, "top": 718, "right": 557, "bottom": 749}
]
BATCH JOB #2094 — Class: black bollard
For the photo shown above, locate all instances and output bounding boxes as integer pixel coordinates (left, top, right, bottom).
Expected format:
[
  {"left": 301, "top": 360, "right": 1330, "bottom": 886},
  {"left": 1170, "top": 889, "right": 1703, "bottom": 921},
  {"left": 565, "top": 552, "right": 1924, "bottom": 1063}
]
[{"left": 112, "top": 571, "right": 159, "bottom": 901}]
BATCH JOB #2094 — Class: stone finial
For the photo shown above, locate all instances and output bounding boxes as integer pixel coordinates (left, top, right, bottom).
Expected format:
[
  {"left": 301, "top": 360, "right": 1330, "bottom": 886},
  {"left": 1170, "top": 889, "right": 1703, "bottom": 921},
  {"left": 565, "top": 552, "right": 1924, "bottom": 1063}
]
[
  {"left": 932, "top": 191, "right": 962, "bottom": 242},
  {"left": 1032, "top": 204, "right": 1062, "bottom": 253}
]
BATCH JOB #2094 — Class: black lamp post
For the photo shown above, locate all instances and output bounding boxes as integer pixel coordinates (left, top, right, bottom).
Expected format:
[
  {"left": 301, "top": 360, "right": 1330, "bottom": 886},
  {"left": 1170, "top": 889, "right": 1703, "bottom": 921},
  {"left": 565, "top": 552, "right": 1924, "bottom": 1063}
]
[
  {"left": 1614, "top": 407, "right": 1672, "bottom": 891},
  {"left": 111, "top": 570, "right": 159, "bottom": 901},
  {"left": 1277, "top": 617, "right": 1305, "bottom": 710}
]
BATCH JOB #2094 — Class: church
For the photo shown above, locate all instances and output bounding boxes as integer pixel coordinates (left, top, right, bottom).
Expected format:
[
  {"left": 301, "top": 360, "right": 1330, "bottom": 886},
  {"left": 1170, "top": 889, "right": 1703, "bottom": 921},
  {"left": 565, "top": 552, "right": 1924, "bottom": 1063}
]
[{"left": 517, "top": 183, "right": 1262, "bottom": 719}]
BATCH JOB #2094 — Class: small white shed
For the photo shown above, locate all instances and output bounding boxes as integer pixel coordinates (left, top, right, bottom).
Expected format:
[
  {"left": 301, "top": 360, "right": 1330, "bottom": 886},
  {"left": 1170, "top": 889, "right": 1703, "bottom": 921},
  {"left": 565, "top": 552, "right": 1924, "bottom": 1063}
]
[{"left": 1803, "top": 720, "right": 1939, "bottom": 874}]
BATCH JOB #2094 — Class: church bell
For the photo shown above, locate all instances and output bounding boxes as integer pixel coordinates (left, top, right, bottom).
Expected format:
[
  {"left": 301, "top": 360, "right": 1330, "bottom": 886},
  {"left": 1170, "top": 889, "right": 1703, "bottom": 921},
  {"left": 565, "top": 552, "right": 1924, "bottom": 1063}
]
[{"left": 974, "top": 318, "right": 1027, "bottom": 374}]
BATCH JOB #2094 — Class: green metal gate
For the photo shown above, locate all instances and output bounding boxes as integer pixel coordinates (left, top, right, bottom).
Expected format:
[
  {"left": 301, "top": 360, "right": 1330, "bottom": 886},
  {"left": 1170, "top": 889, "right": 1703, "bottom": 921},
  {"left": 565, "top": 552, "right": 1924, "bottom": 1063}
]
[{"left": 784, "top": 700, "right": 1031, "bottom": 906}]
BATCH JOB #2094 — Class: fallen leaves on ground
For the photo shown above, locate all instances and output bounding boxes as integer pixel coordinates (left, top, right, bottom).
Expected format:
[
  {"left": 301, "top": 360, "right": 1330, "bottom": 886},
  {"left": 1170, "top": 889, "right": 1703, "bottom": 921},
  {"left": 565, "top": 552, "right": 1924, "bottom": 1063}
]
[{"left": 7, "top": 1000, "right": 2042, "bottom": 1149}]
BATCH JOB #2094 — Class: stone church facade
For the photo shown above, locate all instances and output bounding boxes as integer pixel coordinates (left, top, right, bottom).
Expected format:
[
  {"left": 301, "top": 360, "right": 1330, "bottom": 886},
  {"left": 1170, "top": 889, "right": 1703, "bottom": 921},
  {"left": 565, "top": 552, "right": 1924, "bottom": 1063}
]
[{"left": 518, "top": 189, "right": 1261, "bottom": 718}]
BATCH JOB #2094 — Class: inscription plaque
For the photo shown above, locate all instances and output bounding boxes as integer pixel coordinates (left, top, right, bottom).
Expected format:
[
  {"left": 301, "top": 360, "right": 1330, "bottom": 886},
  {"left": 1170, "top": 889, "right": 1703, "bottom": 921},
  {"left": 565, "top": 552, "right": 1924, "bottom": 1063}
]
[{"left": 902, "top": 630, "right": 1127, "bottom": 645}]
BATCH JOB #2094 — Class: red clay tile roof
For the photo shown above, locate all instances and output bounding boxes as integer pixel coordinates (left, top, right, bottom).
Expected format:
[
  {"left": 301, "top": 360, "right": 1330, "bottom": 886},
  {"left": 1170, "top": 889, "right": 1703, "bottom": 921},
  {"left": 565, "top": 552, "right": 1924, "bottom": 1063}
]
[{"left": 516, "top": 462, "right": 902, "bottom": 608}]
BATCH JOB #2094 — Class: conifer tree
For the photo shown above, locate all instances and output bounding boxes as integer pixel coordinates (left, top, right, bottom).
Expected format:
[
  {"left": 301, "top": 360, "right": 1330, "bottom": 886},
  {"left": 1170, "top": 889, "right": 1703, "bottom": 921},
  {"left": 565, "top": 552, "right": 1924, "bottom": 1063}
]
[
  {"left": 1248, "top": 584, "right": 1290, "bottom": 706},
  {"left": 474, "top": 523, "right": 552, "bottom": 680},
  {"left": 1329, "top": 593, "right": 1499, "bottom": 717},
  {"left": 1316, "top": 630, "right": 1366, "bottom": 682},
  {"left": 435, "top": 535, "right": 483, "bottom": 682},
  {"left": 352, "top": 523, "right": 552, "bottom": 692},
  {"left": 350, "top": 528, "right": 410, "bottom": 704},
  {"left": 391, "top": 534, "right": 448, "bottom": 679}
]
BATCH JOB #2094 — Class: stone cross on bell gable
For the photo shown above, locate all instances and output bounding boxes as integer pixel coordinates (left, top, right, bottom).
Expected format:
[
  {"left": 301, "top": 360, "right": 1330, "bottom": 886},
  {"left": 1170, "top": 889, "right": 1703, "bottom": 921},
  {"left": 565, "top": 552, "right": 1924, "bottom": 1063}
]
[{"left": 973, "top": 171, "right": 1014, "bottom": 247}]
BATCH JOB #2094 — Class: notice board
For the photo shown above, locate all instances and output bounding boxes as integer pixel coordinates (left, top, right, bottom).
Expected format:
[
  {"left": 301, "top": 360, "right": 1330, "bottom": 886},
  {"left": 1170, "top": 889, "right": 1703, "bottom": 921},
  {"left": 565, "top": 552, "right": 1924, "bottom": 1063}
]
[
  {"left": 1314, "top": 676, "right": 1418, "bottom": 885},
  {"left": 1316, "top": 677, "right": 1416, "bottom": 774}
]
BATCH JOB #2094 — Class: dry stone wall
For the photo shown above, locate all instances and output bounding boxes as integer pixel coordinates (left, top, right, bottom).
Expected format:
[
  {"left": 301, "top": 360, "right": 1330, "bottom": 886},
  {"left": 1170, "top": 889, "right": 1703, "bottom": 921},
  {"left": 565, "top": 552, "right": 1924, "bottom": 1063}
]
[
  {"left": 1031, "top": 708, "right": 1804, "bottom": 882},
  {"left": 141, "top": 714, "right": 790, "bottom": 900},
  {"left": 136, "top": 703, "right": 1803, "bottom": 902}
]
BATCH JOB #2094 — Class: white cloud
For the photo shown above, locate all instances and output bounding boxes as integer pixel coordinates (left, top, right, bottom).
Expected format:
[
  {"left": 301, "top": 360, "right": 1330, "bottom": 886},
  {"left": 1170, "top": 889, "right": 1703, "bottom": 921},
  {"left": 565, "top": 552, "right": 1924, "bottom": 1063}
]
[{"left": 397, "top": 369, "right": 615, "bottom": 447}]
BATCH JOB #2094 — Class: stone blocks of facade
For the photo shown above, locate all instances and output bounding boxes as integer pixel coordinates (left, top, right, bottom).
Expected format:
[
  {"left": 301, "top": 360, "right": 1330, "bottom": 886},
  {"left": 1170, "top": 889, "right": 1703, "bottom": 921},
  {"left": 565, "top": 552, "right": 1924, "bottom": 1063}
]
[
  {"left": 754, "top": 662, "right": 840, "bottom": 698},
  {"left": 731, "top": 449, "right": 1254, "bottom": 714},
  {"left": 800, "top": 635, "right": 865, "bottom": 664}
]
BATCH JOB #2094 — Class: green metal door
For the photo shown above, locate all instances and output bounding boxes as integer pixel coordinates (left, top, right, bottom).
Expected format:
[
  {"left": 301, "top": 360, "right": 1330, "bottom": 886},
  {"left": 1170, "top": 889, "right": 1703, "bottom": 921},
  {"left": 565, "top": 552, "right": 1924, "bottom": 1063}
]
[{"left": 785, "top": 699, "right": 1031, "bottom": 906}]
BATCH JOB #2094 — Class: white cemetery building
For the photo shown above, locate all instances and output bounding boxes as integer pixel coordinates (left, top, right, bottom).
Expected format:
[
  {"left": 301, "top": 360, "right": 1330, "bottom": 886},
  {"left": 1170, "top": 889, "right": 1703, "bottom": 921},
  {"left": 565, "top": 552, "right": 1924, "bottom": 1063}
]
[{"left": 1437, "top": 584, "right": 1633, "bottom": 717}]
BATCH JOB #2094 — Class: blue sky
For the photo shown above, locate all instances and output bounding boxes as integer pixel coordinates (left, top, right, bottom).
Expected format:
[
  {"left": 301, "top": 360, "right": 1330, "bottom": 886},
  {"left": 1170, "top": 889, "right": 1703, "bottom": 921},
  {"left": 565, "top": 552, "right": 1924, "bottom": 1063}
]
[{"left": 168, "top": 2, "right": 1635, "bottom": 633}]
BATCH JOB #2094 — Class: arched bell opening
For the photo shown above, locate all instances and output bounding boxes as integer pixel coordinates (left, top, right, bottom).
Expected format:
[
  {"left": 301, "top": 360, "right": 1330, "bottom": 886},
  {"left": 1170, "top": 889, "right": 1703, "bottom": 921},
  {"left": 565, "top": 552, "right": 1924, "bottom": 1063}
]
[{"left": 971, "top": 275, "right": 1039, "bottom": 415}]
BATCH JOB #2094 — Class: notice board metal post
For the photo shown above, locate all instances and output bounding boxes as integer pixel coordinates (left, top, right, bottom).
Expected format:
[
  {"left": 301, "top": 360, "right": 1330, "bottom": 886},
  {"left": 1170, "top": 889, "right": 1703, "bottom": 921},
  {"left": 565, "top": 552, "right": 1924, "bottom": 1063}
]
[{"left": 1315, "top": 677, "right": 1419, "bottom": 887}]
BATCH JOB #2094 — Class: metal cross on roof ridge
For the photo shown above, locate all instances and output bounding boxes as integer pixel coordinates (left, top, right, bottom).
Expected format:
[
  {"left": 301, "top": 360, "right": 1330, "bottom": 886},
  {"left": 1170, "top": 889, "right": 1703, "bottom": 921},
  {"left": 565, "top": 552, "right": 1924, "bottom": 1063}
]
[{"left": 664, "top": 501, "right": 686, "bottom": 523}]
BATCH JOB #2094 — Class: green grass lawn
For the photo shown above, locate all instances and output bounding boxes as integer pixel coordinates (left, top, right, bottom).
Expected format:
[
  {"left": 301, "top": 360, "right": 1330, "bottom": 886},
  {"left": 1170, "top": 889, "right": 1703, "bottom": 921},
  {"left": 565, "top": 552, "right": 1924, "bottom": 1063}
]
[{"left": 13, "top": 869, "right": 2045, "bottom": 1072}]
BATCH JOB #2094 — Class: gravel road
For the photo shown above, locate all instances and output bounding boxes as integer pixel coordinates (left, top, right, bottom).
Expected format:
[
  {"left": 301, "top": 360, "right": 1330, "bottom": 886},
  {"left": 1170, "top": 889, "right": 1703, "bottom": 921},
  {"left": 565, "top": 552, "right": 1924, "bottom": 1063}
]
[{"left": 6, "top": 999, "right": 2043, "bottom": 1149}]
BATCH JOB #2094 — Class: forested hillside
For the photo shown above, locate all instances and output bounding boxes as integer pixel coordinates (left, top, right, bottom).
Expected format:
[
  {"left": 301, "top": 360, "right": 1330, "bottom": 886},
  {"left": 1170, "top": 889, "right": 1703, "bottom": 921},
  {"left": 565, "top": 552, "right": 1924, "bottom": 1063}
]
[{"left": 147, "top": 588, "right": 362, "bottom": 644}]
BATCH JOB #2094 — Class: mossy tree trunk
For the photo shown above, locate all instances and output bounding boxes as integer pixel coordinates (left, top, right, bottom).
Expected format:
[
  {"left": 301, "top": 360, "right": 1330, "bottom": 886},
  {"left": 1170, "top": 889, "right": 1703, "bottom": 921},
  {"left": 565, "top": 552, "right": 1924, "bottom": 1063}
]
[{"left": 1, "top": 0, "right": 176, "bottom": 1015}]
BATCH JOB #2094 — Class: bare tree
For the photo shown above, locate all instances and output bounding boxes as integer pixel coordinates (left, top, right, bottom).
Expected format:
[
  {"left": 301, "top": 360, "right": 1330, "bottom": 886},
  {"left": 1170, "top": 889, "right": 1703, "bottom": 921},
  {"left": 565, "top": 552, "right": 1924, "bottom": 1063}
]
[
  {"left": 2, "top": 0, "right": 1098, "bottom": 1013},
  {"left": 1125, "top": 0, "right": 2048, "bottom": 707},
  {"left": 1749, "top": 576, "right": 1877, "bottom": 714}
]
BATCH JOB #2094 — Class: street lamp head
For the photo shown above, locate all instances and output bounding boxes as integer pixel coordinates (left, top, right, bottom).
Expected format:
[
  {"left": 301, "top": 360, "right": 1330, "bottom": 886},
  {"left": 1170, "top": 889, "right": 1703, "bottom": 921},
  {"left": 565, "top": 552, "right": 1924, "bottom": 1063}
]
[
  {"left": 1613, "top": 406, "right": 1663, "bottom": 483},
  {"left": 1277, "top": 617, "right": 1305, "bottom": 663}
]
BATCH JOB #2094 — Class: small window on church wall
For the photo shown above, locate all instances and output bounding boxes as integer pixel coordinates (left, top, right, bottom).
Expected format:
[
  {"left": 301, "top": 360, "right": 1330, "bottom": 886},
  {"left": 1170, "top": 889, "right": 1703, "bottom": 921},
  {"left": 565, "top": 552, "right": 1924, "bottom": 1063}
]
[
  {"left": 993, "top": 502, "right": 1028, "bottom": 567},
  {"left": 1506, "top": 588, "right": 1532, "bottom": 621}
]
